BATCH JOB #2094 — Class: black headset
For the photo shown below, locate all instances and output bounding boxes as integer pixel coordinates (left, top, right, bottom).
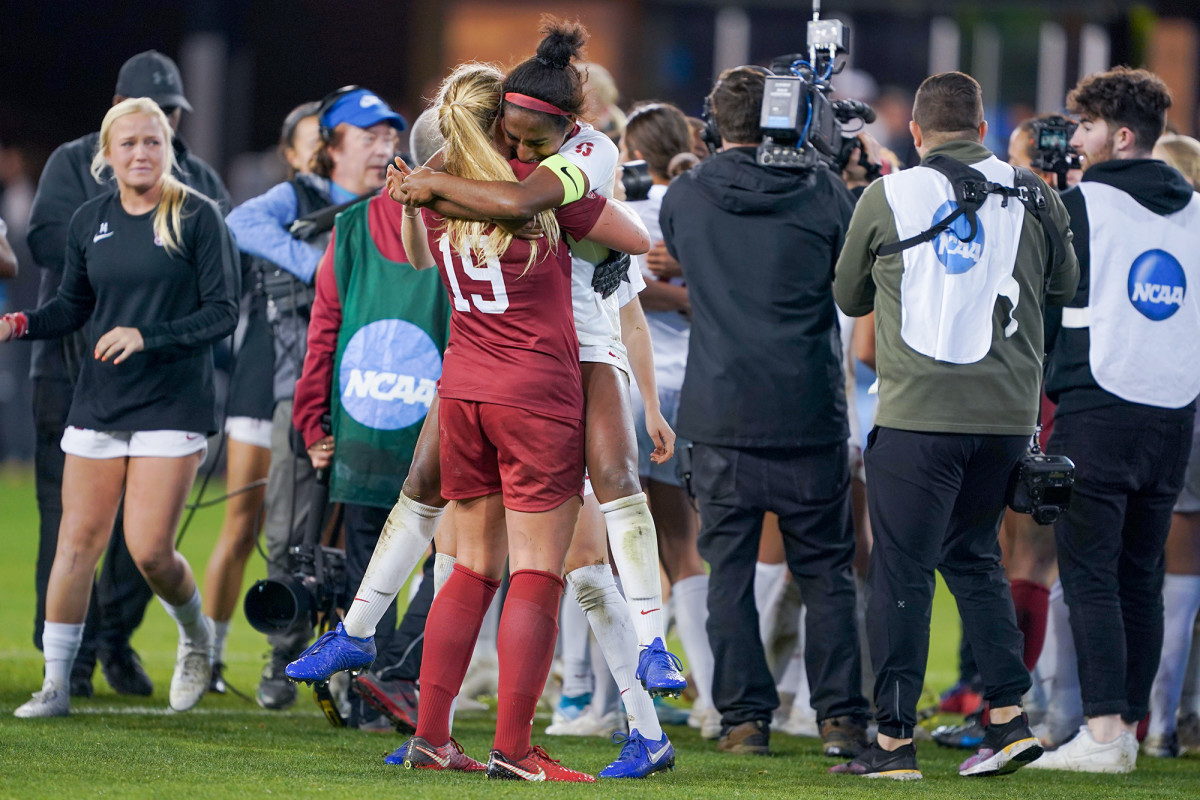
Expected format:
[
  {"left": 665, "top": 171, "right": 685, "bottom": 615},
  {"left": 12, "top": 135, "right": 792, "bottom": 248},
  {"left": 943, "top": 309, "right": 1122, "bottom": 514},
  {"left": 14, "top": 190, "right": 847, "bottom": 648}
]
[{"left": 315, "top": 85, "right": 362, "bottom": 142}]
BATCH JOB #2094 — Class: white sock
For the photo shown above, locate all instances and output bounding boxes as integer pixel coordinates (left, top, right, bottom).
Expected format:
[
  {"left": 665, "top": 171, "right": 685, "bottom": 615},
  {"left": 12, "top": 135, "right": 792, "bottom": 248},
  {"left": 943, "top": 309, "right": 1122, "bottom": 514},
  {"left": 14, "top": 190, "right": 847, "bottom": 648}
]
[
  {"left": 671, "top": 573, "right": 715, "bottom": 708},
  {"left": 1045, "top": 578, "right": 1083, "bottom": 741},
  {"left": 160, "top": 589, "right": 209, "bottom": 644},
  {"left": 591, "top": 632, "right": 620, "bottom": 716},
  {"left": 433, "top": 552, "right": 456, "bottom": 596},
  {"left": 1183, "top": 613, "right": 1200, "bottom": 716},
  {"left": 559, "top": 590, "right": 594, "bottom": 699},
  {"left": 210, "top": 618, "right": 231, "bottom": 663},
  {"left": 474, "top": 586, "right": 500, "bottom": 655},
  {"left": 343, "top": 494, "right": 443, "bottom": 638},
  {"left": 600, "top": 493, "right": 666, "bottom": 647},
  {"left": 567, "top": 564, "right": 662, "bottom": 740},
  {"left": 778, "top": 608, "right": 806, "bottom": 697},
  {"left": 1149, "top": 575, "right": 1200, "bottom": 736},
  {"left": 43, "top": 621, "right": 85, "bottom": 690},
  {"left": 754, "top": 561, "right": 789, "bottom": 647}
]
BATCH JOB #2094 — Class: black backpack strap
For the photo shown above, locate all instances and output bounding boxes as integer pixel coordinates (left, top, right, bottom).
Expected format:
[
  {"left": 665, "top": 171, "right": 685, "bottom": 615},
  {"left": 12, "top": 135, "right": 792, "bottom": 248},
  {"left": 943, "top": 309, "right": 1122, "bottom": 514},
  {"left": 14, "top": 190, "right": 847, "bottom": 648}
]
[
  {"left": 1011, "top": 167, "right": 1067, "bottom": 296},
  {"left": 876, "top": 155, "right": 999, "bottom": 257}
]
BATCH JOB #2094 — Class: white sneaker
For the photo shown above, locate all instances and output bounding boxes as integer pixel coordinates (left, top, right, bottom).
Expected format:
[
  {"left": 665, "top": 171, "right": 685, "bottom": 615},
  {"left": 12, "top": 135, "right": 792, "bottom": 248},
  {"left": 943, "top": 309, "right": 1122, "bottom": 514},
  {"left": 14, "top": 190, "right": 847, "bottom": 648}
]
[
  {"left": 14, "top": 681, "right": 70, "bottom": 718},
  {"left": 461, "top": 653, "right": 499, "bottom": 699},
  {"left": 777, "top": 701, "right": 820, "bottom": 738},
  {"left": 170, "top": 622, "right": 213, "bottom": 712},
  {"left": 700, "top": 706, "right": 722, "bottom": 740},
  {"left": 545, "top": 707, "right": 626, "bottom": 737},
  {"left": 1026, "top": 725, "right": 1137, "bottom": 773},
  {"left": 455, "top": 694, "right": 489, "bottom": 712}
]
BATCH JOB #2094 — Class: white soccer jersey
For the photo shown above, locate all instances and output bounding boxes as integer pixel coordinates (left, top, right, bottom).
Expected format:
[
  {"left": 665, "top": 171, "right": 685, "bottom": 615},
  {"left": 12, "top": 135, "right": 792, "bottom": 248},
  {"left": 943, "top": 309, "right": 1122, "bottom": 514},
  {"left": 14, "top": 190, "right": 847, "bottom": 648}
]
[
  {"left": 630, "top": 184, "right": 689, "bottom": 393},
  {"left": 556, "top": 123, "right": 644, "bottom": 365}
]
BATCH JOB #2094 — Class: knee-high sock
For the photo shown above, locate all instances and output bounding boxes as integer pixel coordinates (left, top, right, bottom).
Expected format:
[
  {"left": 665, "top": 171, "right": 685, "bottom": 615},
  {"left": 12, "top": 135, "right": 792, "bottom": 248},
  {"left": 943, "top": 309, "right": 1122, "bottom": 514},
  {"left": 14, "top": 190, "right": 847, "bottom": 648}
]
[
  {"left": 1010, "top": 579, "right": 1051, "bottom": 672},
  {"left": 1045, "top": 578, "right": 1083, "bottom": 742},
  {"left": 1149, "top": 575, "right": 1200, "bottom": 736},
  {"left": 671, "top": 573, "right": 714, "bottom": 708},
  {"left": 601, "top": 493, "right": 666, "bottom": 647},
  {"left": 414, "top": 564, "right": 499, "bottom": 746},
  {"left": 494, "top": 570, "right": 564, "bottom": 758},
  {"left": 777, "top": 607, "right": 806, "bottom": 697},
  {"left": 1183, "top": 613, "right": 1200, "bottom": 716},
  {"left": 43, "top": 622, "right": 85, "bottom": 690},
  {"left": 754, "top": 561, "right": 789, "bottom": 648},
  {"left": 567, "top": 565, "right": 662, "bottom": 740},
  {"left": 559, "top": 590, "right": 593, "bottom": 699},
  {"left": 343, "top": 494, "right": 443, "bottom": 638}
]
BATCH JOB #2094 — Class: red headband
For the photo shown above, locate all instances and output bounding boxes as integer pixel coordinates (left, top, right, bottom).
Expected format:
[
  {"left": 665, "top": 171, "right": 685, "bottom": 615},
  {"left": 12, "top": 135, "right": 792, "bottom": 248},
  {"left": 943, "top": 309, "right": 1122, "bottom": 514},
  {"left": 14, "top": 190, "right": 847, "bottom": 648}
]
[{"left": 504, "top": 92, "right": 571, "bottom": 117}]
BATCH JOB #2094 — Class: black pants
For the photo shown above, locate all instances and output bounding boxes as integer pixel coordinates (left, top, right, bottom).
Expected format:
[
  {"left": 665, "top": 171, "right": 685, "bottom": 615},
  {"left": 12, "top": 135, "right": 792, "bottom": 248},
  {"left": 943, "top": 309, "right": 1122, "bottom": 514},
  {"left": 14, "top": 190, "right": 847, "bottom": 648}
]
[
  {"left": 1050, "top": 404, "right": 1193, "bottom": 722},
  {"left": 694, "top": 442, "right": 868, "bottom": 728},
  {"left": 864, "top": 427, "right": 1030, "bottom": 739},
  {"left": 32, "top": 377, "right": 153, "bottom": 670}
]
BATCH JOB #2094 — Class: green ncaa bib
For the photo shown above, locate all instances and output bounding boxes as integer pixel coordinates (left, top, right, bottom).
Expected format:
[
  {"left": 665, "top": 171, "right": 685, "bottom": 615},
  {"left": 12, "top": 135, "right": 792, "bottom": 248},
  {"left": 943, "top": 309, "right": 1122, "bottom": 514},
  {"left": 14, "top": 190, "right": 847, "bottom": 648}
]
[{"left": 329, "top": 200, "right": 450, "bottom": 506}]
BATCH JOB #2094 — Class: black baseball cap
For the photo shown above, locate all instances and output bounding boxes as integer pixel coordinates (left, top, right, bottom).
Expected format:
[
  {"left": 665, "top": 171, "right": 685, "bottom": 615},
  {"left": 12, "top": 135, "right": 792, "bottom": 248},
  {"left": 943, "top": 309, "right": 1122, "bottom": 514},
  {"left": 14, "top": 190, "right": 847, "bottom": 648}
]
[{"left": 114, "top": 50, "right": 192, "bottom": 112}]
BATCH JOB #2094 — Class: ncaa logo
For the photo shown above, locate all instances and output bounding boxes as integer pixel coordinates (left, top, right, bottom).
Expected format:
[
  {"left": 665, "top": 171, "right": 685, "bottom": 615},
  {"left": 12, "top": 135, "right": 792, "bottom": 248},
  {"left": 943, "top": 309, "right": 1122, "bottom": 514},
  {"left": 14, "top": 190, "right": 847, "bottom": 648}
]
[
  {"left": 1127, "top": 249, "right": 1186, "bottom": 322},
  {"left": 339, "top": 319, "right": 442, "bottom": 430},
  {"left": 930, "top": 200, "right": 985, "bottom": 275}
]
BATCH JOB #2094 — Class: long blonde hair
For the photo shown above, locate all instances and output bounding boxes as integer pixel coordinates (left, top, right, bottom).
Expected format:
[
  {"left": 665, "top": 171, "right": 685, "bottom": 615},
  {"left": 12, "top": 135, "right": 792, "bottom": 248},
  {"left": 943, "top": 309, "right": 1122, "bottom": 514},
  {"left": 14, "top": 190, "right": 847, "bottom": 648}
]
[
  {"left": 91, "top": 97, "right": 190, "bottom": 256},
  {"left": 436, "top": 63, "right": 560, "bottom": 271},
  {"left": 1155, "top": 133, "right": 1200, "bottom": 188}
]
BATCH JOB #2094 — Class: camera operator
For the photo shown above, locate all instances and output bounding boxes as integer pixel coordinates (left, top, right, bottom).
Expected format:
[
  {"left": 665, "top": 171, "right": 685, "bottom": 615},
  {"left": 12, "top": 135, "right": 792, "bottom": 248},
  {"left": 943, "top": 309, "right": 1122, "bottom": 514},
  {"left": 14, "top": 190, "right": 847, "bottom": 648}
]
[
  {"left": 1008, "top": 115, "right": 1082, "bottom": 190},
  {"left": 25, "top": 50, "right": 230, "bottom": 699},
  {"left": 225, "top": 86, "right": 405, "bottom": 710},
  {"left": 1030, "top": 67, "right": 1200, "bottom": 774},
  {"left": 659, "top": 65, "right": 869, "bottom": 758},
  {"left": 832, "top": 71, "right": 1078, "bottom": 780}
]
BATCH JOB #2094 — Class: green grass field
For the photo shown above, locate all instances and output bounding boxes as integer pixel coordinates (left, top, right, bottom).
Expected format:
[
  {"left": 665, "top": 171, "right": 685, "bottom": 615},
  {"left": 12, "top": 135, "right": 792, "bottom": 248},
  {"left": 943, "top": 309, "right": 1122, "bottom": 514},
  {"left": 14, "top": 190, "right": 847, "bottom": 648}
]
[{"left": 0, "top": 465, "right": 1195, "bottom": 798}]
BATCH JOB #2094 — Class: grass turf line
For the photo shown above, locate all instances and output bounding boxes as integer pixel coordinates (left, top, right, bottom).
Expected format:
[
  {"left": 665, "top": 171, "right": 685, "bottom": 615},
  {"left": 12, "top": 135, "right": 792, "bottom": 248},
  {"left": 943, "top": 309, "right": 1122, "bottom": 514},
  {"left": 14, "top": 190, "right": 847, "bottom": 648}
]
[{"left": 0, "top": 467, "right": 1196, "bottom": 798}]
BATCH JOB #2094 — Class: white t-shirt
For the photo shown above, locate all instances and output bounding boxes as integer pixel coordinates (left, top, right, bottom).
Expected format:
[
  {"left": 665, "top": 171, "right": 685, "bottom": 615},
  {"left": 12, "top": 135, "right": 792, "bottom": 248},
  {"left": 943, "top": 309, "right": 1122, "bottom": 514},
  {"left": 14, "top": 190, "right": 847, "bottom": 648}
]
[
  {"left": 629, "top": 184, "right": 689, "bottom": 393},
  {"left": 557, "top": 123, "right": 645, "bottom": 355}
]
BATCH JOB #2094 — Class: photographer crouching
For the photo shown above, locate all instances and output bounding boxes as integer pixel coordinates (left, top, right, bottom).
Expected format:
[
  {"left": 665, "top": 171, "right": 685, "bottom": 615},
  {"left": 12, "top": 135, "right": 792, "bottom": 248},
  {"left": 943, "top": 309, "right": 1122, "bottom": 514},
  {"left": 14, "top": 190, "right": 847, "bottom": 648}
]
[
  {"left": 831, "top": 71, "right": 1078, "bottom": 780},
  {"left": 660, "top": 65, "right": 870, "bottom": 758}
]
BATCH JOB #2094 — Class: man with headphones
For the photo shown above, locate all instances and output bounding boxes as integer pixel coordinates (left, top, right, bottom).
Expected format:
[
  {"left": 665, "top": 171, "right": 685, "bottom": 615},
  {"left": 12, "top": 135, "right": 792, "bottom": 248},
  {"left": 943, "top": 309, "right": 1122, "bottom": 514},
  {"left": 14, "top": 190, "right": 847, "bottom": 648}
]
[
  {"left": 225, "top": 86, "right": 405, "bottom": 710},
  {"left": 659, "top": 65, "right": 869, "bottom": 758}
]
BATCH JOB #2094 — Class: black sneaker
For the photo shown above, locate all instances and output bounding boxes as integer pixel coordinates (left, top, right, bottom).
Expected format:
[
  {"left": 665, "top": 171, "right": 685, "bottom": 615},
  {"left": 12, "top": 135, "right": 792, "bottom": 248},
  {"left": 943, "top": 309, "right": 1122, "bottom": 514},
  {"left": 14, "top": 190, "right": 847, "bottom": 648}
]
[
  {"left": 933, "top": 709, "right": 987, "bottom": 750},
  {"left": 958, "top": 712, "right": 1043, "bottom": 777},
  {"left": 69, "top": 667, "right": 94, "bottom": 698},
  {"left": 257, "top": 649, "right": 298, "bottom": 710},
  {"left": 830, "top": 742, "right": 923, "bottom": 780},
  {"left": 100, "top": 645, "right": 154, "bottom": 696},
  {"left": 209, "top": 661, "right": 227, "bottom": 694}
]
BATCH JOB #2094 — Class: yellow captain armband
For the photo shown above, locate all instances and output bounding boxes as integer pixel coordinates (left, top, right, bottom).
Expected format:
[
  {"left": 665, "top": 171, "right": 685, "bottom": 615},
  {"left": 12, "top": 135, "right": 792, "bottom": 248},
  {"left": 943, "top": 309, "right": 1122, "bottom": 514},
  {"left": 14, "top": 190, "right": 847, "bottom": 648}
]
[{"left": 539, "top": 154, "right": 587, "bottom": 206}]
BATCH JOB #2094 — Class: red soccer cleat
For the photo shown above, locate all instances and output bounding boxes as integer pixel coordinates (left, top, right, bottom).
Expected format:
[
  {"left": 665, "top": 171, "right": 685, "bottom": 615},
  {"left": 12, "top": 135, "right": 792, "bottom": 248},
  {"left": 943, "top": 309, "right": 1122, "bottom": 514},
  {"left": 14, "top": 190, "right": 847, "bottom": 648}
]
[
  {"left": 486, "top": 745, "right": 596, "bottom": 783},
  {"left": 387, "top": 736, "right": 486, "bottom": 771}
]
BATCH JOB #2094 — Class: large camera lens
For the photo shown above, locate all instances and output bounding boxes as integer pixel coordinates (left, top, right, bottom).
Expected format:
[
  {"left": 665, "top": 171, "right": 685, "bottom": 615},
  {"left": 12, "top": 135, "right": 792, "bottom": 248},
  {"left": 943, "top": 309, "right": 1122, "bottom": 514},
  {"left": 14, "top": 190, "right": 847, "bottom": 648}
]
[
  {"left": 621, "top": 160, "right": 653, "bottom": 202},
  {"left": 244, "top": 575, "right": 316, "bottom": 634}
]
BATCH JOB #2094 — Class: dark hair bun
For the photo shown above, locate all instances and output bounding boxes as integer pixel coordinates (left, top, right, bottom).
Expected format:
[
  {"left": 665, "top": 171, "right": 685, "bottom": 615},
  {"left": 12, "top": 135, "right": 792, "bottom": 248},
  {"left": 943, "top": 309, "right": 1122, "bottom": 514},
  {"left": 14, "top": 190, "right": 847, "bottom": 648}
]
[{"left": 536, "top": 17, "right": 588, "bottom": 70}]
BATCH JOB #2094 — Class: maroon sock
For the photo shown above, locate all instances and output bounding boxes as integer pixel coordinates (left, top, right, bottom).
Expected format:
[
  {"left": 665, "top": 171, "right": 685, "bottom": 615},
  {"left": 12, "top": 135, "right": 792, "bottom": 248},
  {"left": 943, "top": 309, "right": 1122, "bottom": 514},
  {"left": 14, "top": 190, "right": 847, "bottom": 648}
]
[
  {"left": 1010, "top": 579, "right": 1050, "bottom": 672},
  {"left": 414, "top": 564, "right": 499, "bottom": 746},
  {"left": 493, "top": 569, "right": 565, "bottom": 758}
]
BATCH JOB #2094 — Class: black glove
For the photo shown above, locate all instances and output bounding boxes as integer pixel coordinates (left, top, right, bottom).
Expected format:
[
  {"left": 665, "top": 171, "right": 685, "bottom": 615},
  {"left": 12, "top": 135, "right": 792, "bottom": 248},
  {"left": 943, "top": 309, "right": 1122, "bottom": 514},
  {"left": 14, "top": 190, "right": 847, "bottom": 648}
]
[{"left": 591, "top": 250, "right": 632, "bottom": 299}]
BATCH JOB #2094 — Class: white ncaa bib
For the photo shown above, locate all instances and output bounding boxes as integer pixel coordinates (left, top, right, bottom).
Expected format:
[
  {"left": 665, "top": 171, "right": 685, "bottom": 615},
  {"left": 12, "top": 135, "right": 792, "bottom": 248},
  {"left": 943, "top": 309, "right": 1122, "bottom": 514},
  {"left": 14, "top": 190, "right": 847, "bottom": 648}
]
[
  {"left": 1080, "top": 182, "right": 1200, "bottom": 408},
  {"left": 883, "top": 156, "right": 1027, "bottom": 364}
]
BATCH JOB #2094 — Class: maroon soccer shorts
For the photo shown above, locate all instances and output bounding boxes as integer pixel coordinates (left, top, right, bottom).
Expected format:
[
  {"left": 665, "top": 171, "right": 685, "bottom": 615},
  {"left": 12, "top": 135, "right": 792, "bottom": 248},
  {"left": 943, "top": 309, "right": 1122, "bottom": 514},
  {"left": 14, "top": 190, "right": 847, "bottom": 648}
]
[{"left": 439, "top": 398, "right": 584, "bottom": 512}]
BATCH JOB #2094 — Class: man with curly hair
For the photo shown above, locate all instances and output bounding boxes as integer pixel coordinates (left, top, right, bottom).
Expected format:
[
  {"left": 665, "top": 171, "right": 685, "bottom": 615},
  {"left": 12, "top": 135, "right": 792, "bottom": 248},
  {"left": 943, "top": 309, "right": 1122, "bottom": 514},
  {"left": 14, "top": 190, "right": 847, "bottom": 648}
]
[{"left": 1030, "top": 67, "right": 1200, "bottom": 774}]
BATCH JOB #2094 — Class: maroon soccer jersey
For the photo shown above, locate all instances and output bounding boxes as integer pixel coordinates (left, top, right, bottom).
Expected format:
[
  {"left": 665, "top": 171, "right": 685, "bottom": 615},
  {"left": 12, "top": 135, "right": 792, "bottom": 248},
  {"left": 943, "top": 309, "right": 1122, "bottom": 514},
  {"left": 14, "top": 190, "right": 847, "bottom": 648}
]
[{"left": 426, "top": 162, "right": 606, "bottom": 421}]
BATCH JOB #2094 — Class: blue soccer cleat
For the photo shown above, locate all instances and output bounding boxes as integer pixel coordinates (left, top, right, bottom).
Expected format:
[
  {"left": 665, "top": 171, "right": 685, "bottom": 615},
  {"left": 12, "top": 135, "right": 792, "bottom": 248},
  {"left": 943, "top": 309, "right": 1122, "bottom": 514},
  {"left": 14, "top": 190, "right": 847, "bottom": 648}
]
[
  {"left": 635, "top": 638, "right": 687, "bottom": 697},
  {"left": 599, "top": 729, "right": 675, "bottom": 778},
  {"left": 285, "top": 622, "right": 375, "bottom": 682}
]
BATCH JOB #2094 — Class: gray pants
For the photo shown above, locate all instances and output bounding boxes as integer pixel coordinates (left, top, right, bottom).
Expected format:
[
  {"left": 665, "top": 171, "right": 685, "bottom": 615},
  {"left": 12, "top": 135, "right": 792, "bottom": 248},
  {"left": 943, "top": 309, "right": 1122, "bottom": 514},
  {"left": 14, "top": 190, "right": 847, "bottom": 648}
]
[{"left": 264, "top": 399, "right": 317, "bottom": 655}]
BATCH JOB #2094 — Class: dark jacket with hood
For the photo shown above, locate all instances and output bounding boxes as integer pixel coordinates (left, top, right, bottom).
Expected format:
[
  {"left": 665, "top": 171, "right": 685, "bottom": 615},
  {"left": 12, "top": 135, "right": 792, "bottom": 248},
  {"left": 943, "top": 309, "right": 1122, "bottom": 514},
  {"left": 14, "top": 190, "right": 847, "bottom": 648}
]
[
  {"left": 1046, "top": 158, "right": 1197, "bottom": 416},
  {"left": 26, "top": 131, "right": 230, "bottom": 382},
  {"left": 659, "top": 146, "right": 853, "bottom": 447}
]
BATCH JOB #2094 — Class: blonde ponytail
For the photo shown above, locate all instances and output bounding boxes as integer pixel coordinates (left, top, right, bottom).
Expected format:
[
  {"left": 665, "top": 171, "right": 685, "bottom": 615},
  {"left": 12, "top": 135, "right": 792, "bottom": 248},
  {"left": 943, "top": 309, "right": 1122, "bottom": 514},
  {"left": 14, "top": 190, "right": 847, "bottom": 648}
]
[
  {"left": 92, "top": 97, "right": 190, "bottom": 256},
  {"left": 435, "top": 63, "right": 560, "bottom": 273}
]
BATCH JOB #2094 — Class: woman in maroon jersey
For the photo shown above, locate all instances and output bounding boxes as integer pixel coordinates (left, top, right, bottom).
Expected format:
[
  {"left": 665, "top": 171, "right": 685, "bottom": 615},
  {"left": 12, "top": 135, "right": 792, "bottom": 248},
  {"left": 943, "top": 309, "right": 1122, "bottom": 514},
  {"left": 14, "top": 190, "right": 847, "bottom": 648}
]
[{"left": 392, "top": 63, "right": 648, "bottom": 782}]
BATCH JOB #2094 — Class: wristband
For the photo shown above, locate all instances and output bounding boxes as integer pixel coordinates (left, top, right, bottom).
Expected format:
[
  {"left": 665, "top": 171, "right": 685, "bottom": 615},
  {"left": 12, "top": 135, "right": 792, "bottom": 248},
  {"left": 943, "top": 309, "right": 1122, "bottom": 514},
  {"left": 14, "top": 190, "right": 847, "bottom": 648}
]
[
  {"left": 539, "top": 154, "right": 587, "bottom": 206},
  {"left": 1, "top": 311, "right": 28, "bottom": 341}
]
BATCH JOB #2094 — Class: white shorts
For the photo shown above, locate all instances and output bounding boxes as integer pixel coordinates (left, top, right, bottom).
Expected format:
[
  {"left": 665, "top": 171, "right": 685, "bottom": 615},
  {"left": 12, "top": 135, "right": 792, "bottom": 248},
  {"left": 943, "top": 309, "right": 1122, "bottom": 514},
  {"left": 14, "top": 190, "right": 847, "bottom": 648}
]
[
  {"left": 225, "top": 415, "right": 273, "bottom": 449},
  {"left": 61, "top": 427, "right": 209, "bottom": 460},
  {"left": 579, "top": 343, "right": 631, "bottom": 379}
]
